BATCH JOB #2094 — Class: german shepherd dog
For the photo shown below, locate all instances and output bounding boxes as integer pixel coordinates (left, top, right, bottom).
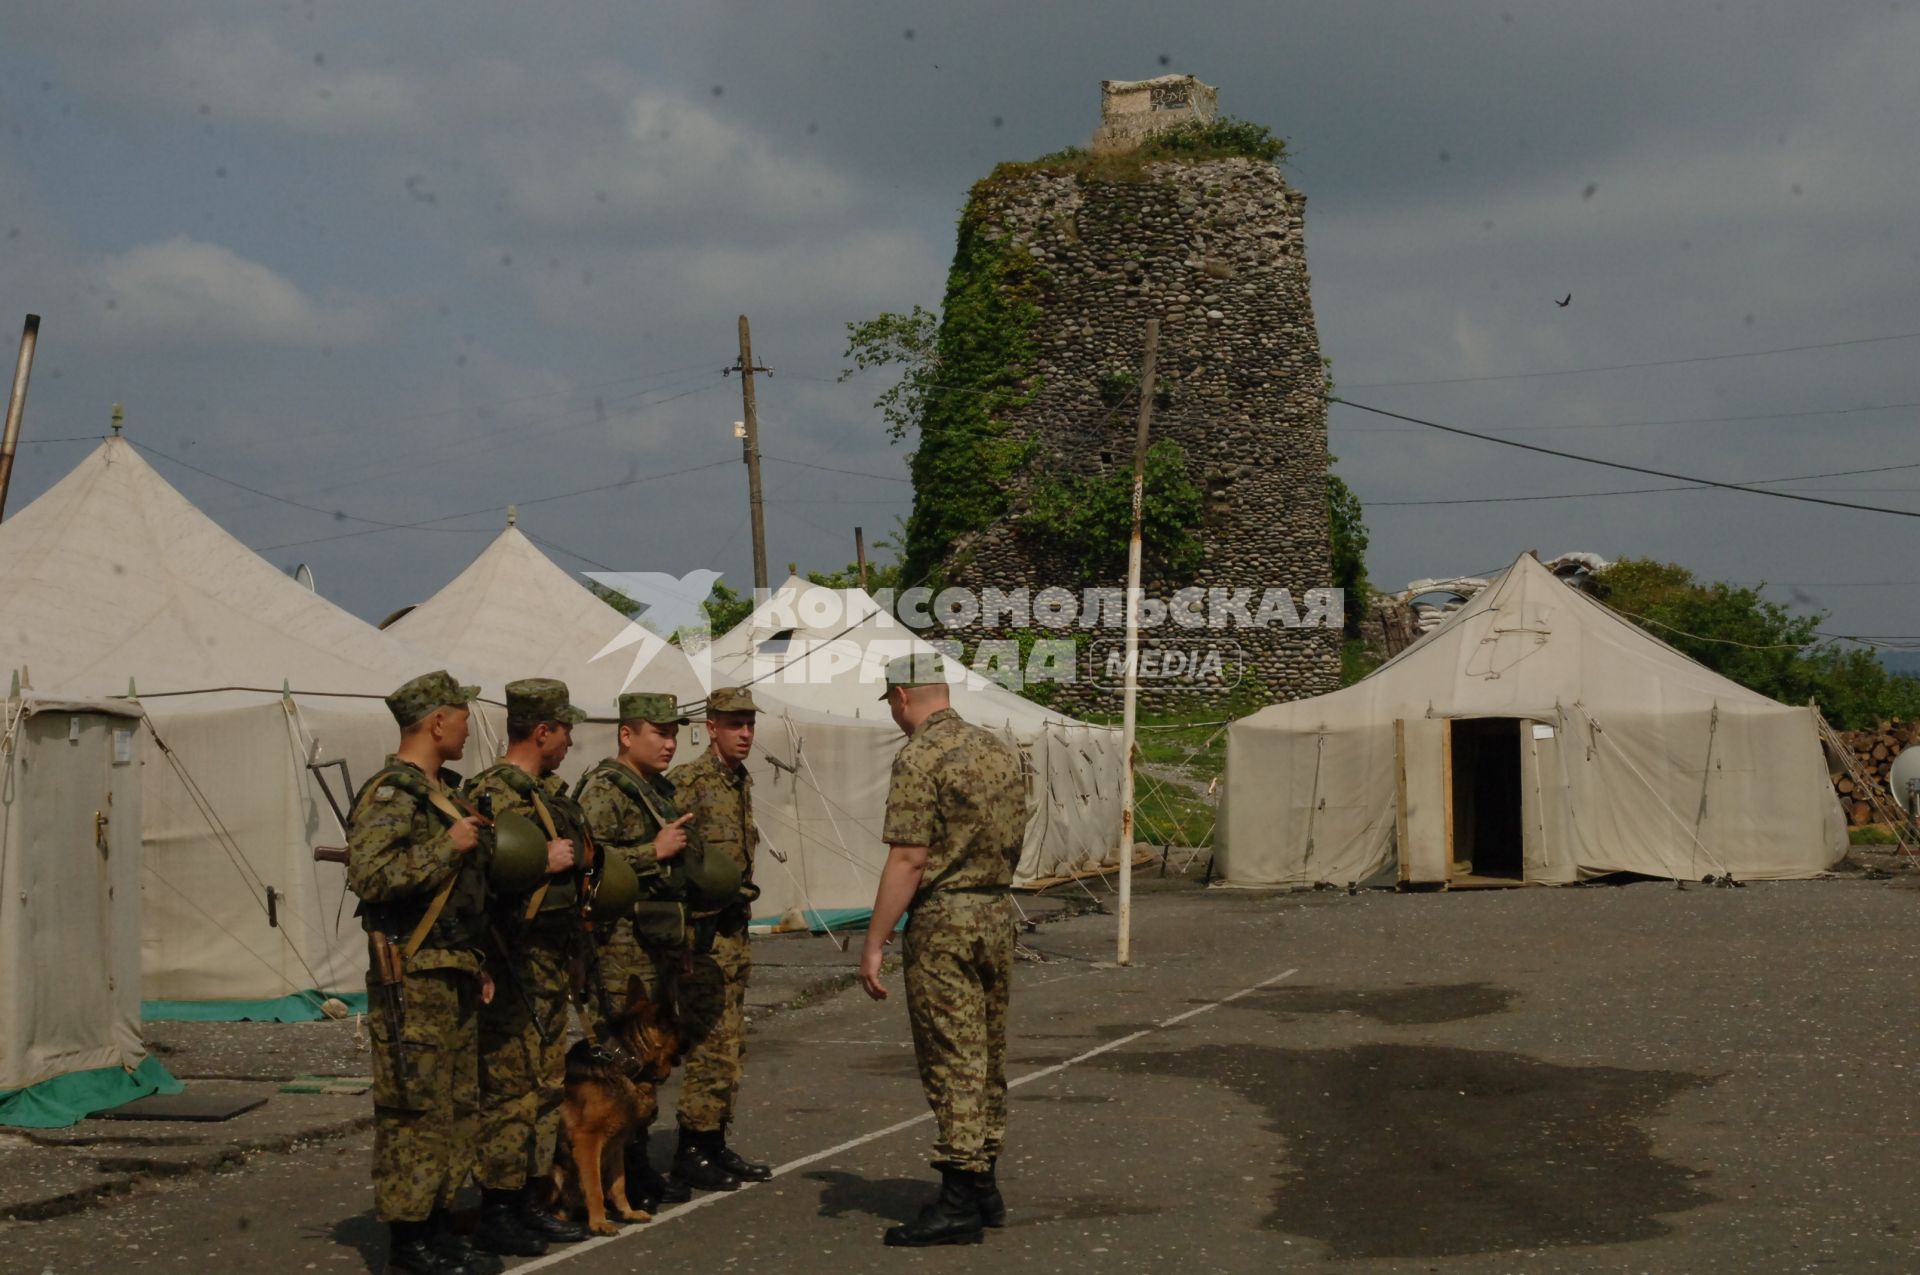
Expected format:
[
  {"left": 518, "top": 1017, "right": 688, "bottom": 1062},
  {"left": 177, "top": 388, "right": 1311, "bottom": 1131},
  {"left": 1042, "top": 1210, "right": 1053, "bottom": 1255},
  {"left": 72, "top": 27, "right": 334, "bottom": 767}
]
[{"left": 550, "top": 976, "right": 681, "bottom": 1235}]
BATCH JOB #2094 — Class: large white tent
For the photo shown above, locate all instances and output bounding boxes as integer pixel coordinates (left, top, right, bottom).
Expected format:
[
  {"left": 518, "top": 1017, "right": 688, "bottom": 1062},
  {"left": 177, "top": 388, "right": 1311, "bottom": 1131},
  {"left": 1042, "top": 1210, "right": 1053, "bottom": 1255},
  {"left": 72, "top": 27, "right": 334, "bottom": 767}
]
[
  {"left": 386, "top": 524, "right": 705, "bottom": 722},
  {"left": 699, "top": 576, "right": 1127, "bottom": 916},
  {"left": 0, "top": 438, "right": 442, "bottom": 1007},
  {"left": 384, "top": 525, "right": 706, "bottom": 781},
  {"left": 1, "top": 693, "right": 178, "bottom": 1125},
  {"left": 1220, "top": 553, "right": 1848, "bottom": 889}
]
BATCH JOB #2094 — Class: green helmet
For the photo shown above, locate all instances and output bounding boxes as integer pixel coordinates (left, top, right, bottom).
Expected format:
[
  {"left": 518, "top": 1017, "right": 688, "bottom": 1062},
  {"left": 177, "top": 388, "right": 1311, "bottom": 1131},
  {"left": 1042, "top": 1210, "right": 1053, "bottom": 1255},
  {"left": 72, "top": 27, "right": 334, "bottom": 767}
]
[
  {"left": 590, "top": 850, "right": 641, "bottom": 922},
  {"left": 681, "top": 843, "right": 744, "bottom": 910},
  {"left": 489, "top": 809, "right": 549, "bottom": 895}
]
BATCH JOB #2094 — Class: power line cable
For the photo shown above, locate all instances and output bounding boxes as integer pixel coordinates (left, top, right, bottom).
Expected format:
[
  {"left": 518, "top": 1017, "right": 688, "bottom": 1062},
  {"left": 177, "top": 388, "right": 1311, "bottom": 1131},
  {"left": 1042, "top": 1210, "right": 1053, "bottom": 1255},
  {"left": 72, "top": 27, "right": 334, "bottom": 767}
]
[
  {"left": 1342, "top": 328, "right": 1920, "bottom": 389},
  {"left": 1330, "top": 396, "right": 1920, "bottom": 519},
  {"left": 1338, "top": 397, "right": 1920, "bottom": 436},
  {"left": 1371, "top": 459, "right": 1920, "bottom": 507},
  {"left": 256, "top": 456, "right": 739, "bottom": 552},
  {"left": 762, "top": 454, "right": 912, "bottom": 483}
]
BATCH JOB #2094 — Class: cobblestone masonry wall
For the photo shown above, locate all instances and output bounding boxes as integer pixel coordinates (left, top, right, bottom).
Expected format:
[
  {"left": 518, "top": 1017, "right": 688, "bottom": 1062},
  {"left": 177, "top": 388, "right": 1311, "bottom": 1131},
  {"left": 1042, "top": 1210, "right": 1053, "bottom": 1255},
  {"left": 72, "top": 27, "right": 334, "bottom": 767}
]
[{"left": 934, "top": 157, "right": 1339, "bottom": 714}]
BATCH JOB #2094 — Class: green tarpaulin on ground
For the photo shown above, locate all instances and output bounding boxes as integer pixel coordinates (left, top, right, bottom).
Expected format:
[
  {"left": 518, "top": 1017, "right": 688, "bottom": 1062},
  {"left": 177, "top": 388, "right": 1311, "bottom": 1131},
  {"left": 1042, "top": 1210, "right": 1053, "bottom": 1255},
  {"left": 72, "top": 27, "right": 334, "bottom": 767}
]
[
  {"left": 0, "top": 1056, "right": 183, "bottom": 1129},
  {"left": 141, "top": 990, "right": 369, "bottom": 1024}
]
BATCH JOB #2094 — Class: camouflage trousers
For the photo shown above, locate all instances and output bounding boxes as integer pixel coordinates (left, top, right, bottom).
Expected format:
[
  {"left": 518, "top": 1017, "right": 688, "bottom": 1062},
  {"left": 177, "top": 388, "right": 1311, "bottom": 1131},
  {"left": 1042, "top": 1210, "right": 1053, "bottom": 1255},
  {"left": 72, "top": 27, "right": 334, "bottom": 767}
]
[
  {"left": 677, "top": 928, "right": 750, "bottom": 1132},
  {"left": 593, "top": 916, "right": 686, "bottom": 1138},
  {"left": 474, "top": 932, "right": 572, "bottom": 1191},
  {"left": 594, "top": 914, "right": 681, "bottom": 1025},
  {"left": 903, "top": 892, "right": 1014, "bottom": 1173},
  {"left": 370, "top": 966, "right": 480, "bottom": 1222}
]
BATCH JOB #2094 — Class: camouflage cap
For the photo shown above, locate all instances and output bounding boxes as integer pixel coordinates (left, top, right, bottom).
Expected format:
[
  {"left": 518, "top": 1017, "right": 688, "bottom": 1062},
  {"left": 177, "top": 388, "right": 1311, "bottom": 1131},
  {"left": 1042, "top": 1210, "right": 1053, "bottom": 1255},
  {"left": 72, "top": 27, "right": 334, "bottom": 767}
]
[
  {"left": 505, "top": 677, "right": 588, "bottom": 728},
  {"left": 386, "top": 669, "right": 480, "bottom": 727},
  {"left": 705, "top": 686, "right": 761, "bottom": 715},
  {"left": 618, "top": 691, "right": 689, "bottom": 726},
  {"left": 878, "top": 652, "right": 953, "bottom": 699}
]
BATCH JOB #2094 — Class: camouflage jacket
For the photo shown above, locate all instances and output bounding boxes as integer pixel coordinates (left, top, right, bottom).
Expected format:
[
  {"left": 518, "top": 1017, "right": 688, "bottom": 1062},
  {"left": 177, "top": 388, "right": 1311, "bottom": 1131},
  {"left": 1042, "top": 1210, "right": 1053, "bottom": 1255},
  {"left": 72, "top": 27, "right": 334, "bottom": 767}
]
[
  {"left": 668, "top": 748, "right": 757, "bottom": 890},
  {"left": 346, "top": 754, "right": 488, "bottom": 973},
  {"left": 882, "top": 709, "right": 1027, "bottom": 898},
  {"left": 464, "top": 761, "right": 579, "bottom": 916},
  {"left": 577, "top": 757, "right": 693, "bottom": 949},
  {"left": 575, "top": 758, "right": 692, "bottom": 900}
]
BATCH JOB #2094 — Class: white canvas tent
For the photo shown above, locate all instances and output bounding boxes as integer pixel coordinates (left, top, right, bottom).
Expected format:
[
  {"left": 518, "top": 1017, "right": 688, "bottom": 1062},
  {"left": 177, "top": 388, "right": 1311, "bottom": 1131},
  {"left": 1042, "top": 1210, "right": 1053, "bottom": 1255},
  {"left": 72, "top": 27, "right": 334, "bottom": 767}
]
[
  {"left": 385, "top": 525, "right": 707, "bottom": 779},
  {"left": 0, "top": 438, "right": 444, "bottom": 1006},
  {"left": 700, "top": 577, "right": 1127, "bottom": 917},
  {"left": 1221, "top": 553, "right": 1848, "bottom": 889},
  {"left": 0, "top": 693, "right": 162, "bottom": 1122}
]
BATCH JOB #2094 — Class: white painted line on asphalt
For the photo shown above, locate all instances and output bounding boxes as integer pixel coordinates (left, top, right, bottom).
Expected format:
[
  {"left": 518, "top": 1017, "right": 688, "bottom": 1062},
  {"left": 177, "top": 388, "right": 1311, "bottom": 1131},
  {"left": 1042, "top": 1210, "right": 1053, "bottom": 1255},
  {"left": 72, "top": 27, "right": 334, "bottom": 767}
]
[{"left": 514, "top": 965, "right": 1300, "bottom": 1271}]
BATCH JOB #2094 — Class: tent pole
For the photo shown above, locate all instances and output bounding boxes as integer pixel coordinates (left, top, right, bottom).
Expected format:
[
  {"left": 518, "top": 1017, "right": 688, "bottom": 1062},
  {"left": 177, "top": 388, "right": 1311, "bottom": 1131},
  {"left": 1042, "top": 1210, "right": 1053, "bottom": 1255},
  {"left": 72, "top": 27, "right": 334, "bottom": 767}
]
[
  {"left": 0, "top": 314, "right": 41, "bottom": 522},
  {"left": 1117, "top": 319, "right": 1160, "bottom": 967}
]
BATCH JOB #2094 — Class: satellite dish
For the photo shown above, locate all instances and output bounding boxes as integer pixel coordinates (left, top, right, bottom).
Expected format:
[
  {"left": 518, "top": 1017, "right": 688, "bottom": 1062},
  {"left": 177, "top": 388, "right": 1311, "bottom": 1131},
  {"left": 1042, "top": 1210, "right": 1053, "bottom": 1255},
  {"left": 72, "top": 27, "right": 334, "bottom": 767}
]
[
  {"left": 1889, "top": 746, "right": 1920, "bottom": 817},
  {"left": 290, "top": 563, "right": 316, "bottom": 592}
]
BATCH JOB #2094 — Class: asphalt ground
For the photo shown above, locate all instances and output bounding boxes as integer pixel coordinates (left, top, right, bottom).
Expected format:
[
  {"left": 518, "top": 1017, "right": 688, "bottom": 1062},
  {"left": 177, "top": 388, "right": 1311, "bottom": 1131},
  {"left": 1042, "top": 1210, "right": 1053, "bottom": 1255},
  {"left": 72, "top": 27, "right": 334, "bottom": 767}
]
[{"left": 3, "top": 877, "right": 1917, "bottom": 1273}]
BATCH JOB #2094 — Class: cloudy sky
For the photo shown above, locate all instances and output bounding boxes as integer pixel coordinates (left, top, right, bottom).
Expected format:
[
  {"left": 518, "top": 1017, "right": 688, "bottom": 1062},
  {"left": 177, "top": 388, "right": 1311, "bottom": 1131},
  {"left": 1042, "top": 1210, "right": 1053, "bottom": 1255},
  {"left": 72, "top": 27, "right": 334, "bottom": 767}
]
[{"left": 3, "top": 1, "right": 1918, "bottom": 645}]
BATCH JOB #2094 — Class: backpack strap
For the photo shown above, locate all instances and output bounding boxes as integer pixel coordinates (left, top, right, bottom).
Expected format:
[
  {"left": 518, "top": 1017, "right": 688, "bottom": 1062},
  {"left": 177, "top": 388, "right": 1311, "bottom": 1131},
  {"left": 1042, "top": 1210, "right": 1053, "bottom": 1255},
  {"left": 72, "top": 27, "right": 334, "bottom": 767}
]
[{"left": 349, "top": 765, "right": 479, "bottom": 960}]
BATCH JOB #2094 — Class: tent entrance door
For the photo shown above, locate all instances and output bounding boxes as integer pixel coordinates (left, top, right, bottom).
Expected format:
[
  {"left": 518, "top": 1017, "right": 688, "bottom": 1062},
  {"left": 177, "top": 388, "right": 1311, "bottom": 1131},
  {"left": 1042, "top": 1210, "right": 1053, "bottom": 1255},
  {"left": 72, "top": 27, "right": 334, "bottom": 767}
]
[{"left": 1448, "top": 718, "right": 1525, "bottom": 883}]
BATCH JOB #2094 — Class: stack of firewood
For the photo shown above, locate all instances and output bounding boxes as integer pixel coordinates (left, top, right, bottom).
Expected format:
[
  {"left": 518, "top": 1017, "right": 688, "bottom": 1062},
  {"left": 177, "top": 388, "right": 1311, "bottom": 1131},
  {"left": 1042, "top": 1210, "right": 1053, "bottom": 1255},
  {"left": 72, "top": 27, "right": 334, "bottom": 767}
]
[{"left": 1833, "top": 719, "right": 1920, "bottom": 826}]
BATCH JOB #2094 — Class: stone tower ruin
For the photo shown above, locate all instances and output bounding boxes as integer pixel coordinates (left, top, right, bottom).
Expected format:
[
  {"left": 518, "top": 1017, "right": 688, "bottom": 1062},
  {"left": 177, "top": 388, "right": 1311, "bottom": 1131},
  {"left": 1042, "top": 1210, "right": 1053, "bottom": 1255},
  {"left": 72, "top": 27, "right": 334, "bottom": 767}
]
[{"left": 904, "top": 76, "right": 1339, "bottom": 710}]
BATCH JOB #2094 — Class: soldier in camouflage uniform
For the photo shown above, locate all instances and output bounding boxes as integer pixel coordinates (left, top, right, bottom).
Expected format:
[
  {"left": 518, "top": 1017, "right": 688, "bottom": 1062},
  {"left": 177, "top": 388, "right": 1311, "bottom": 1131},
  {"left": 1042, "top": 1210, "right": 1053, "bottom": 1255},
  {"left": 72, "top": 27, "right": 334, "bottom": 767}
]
[
  {"left": 347, "top": 670, "right": 499, "bottom": 1275},
  {"left": 860, "top": 654, "right": 1028, "bottom": 1248},
  {"left": 462, "top": 679, "right": 591, "bottom": 1255},
  {"left": 666, "top": 686, "right": 773, "bottom": 1190},
  {"left": 574, "top": 689, "right": 698, "bottom": 1212}
]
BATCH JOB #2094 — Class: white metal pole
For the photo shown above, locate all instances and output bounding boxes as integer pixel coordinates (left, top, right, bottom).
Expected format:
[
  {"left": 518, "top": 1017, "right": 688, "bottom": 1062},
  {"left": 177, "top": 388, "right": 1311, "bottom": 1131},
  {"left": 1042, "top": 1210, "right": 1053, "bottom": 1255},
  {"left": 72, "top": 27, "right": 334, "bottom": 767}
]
[{"left": 1117, "top": 318, "right": 1160, "bottom": 967}]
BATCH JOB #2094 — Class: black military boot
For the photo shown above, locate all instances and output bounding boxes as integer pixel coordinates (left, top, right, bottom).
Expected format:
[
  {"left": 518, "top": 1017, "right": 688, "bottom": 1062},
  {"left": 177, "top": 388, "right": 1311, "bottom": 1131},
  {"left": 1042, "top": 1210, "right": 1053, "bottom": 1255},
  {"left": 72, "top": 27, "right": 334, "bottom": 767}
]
[
  {"left": 979, "top": 1158, "right": 1007, "bottom": 1229},
  {"left": 624, "top": 1138, "right": 685, "bottom": 1212},
  {"left": 670, "top": 1126, "right": 740, "bottom": 1192},
  {"left": 713, "top": 1123, "right": 773, "bottom": 1182},
  {"left": 518, "top": 1182, "right": 589, "bottom": 1243},
  {"left": 473, "top": 1188, "right": 548, "bottom": 1257},
  {"left": 882, "top": 1168, "right": 988, "bottom": 1247},
  {"left": 386, "top": 1219, "right": 465, "bottom": 1273},
  {"left": 429, "top": 1209, "right": 503, "bottom": 1275}
]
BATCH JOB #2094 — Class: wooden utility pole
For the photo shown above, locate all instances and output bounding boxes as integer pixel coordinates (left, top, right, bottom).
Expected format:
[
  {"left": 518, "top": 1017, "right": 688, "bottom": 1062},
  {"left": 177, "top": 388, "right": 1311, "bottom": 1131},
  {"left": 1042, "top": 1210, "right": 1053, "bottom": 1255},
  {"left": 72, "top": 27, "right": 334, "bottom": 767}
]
[
  {"left": 1117, "top": 318, "right": 1160, "bottom": 968},
  {"left": 729, "top": 315, "right": 772, "bottom": 600},
  {"left": 855, "top": 526, "right": 869, "bottom": 591},
  {"left": 0, "top": 314, "right": 42, "bottom": 522}
]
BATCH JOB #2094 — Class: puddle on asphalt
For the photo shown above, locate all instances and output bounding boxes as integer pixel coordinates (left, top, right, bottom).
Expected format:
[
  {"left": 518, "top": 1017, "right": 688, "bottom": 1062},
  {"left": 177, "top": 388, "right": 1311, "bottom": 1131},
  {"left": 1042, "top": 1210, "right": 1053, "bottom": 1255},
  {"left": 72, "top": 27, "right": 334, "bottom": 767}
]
[
  {"left": 1233, "top": 981, "right": 1519, "bottom": 1025},
  {"left": 1098, "top": 1042, "right": 1713, "bottom": 1260}
]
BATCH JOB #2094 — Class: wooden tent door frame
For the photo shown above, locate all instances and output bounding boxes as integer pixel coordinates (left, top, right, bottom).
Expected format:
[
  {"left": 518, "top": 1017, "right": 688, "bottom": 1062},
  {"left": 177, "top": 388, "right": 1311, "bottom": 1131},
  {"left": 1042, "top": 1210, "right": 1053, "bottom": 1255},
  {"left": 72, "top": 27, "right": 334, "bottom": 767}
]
[{"left": 1395, "top": 717, "right": 1452, "bottom": 887}]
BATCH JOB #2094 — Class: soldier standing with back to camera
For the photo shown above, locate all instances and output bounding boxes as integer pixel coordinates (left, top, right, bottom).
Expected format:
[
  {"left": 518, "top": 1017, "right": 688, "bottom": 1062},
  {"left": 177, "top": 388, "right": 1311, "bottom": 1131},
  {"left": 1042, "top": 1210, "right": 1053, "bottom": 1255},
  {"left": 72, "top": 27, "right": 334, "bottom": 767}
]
[
  {"left": 667, "top": 686, "right": 773, "bottom": 1191},
  {"left": 346, "top": 670, "right": 499, "bottom": 1275},
  {"left": 860, "top": 654, "right": 1028, "bottom": 1248},
  {"left": 462, "top": 679, "right": 592, "bottom": 1257},
  {"left": 574, "top": 689, "right": 704, "bottom": 1213}
]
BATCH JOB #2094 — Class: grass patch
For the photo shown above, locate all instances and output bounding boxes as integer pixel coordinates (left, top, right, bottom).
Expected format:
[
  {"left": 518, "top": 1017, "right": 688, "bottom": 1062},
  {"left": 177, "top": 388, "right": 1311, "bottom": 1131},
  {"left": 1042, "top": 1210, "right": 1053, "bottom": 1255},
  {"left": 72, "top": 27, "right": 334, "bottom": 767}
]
[
  {"left": 1342, "top": 639, "right": 1384, "bottom": 687},
  {"left": 1132, "top": 770, "right": 1217, "bottom": 850},
  {"left": 1850, "top": 824, "right": 1899, "bottom": 846}
]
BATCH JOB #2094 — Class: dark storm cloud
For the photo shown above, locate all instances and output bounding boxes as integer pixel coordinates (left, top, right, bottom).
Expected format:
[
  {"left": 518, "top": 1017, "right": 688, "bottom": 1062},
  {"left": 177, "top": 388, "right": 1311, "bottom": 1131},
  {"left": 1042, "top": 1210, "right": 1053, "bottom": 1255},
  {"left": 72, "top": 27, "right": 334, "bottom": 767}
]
[{"left": 0, "top": 1, "right": 1915, "bottom": 636}]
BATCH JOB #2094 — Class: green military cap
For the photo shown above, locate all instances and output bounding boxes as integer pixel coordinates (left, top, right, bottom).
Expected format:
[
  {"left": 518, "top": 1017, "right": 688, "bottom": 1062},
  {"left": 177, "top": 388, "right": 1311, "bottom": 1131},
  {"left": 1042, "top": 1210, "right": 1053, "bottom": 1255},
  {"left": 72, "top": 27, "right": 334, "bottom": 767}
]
[
  {"left": 705, "top": 686, "right": 761, "bottom": 715},
  {"left": 386, "top": 669, "right": 480, "bottom": 727},
  {"left": 505, "top": 677, "right": 588, "bottom": 728},
  {"left": 878, "top": 652, "right": 952, "bottom": 699},
  {"left": 618, "top": 690, "right": 689, "bottom": 725}
]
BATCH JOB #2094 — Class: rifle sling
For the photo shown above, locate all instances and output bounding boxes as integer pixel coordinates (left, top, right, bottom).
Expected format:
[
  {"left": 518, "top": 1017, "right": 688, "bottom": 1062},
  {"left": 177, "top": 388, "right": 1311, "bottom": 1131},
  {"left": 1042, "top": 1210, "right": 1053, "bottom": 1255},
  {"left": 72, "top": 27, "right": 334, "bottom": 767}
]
[{"left": 522, "top": 789, "right": 563, "bottom": 922}]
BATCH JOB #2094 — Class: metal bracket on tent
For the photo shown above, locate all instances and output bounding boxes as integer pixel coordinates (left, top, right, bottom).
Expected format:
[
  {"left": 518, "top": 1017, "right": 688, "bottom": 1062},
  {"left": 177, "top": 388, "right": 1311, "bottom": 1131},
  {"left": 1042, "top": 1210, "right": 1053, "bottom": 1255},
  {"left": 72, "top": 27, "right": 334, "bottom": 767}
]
[{"left": 308, "top": 757, "right": 356, "bottom": 832}]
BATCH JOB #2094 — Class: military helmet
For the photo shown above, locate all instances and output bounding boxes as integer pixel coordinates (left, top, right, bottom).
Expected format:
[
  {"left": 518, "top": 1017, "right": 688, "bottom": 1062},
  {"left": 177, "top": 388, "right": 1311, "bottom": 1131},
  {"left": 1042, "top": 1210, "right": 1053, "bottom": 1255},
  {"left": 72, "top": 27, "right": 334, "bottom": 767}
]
[
  {"left": 590, "top": 851, "right": 641, "bottom": 921},
  {"left": 681, "top": 842, "right": 744, "bottom": 910},
  {"left": 488, "top": 808, "right": 550, "bottom": 895}
]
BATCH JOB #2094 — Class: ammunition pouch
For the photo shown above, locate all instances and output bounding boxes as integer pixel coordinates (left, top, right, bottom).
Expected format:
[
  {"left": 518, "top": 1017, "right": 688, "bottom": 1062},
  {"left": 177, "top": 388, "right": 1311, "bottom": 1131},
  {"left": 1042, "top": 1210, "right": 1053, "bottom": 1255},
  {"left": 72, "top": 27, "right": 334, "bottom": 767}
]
[
  {"left": 689, "top": 912, "right": 721, "bottom": 955},
  {"left": 632, "top": 899, "right": 688, "bottom": 950}
]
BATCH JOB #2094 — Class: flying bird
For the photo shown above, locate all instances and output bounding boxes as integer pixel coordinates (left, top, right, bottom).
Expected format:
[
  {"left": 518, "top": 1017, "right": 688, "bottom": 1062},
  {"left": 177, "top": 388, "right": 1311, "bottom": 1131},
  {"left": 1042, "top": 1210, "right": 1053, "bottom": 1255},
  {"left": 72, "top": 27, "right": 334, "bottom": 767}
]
[{"left": 1555, "top": 294, "right": 1572, "bottom": 307}]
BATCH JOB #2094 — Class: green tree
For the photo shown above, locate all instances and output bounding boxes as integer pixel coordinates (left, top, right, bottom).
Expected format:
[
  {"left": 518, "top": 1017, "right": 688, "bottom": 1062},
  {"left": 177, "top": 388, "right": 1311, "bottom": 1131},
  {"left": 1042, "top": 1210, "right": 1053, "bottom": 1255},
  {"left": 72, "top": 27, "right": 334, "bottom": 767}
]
[
  {"left": 1328, "top": 467, "right": 1369, "bottom": 639},
  {"left": 1589, "top": 558, "right": 1920, "bottom": 728},
  {"left": 1022, "top": 440, "right": 1206, "bottom": 580},
  {"left": 699, "top": 580, "right": 755, "bottom": 639}
]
